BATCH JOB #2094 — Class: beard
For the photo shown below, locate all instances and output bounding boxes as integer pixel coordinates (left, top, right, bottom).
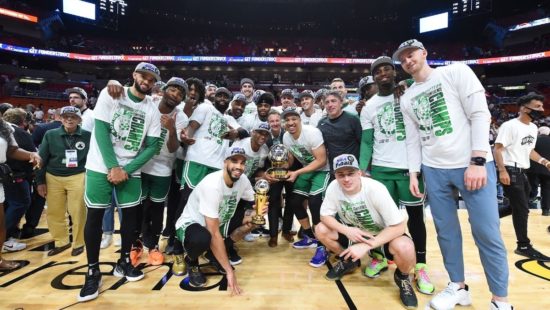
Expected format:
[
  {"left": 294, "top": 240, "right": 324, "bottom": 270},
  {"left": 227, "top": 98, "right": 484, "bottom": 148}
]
[
  {"left": 214, "top": 99, "right": 229, "bottom": 114},
  {"left": 133, "top": 80, "right": 150, "bottom": 95},
  {"left": 226, "top": 166, "right": 242, "bottom": 182}
]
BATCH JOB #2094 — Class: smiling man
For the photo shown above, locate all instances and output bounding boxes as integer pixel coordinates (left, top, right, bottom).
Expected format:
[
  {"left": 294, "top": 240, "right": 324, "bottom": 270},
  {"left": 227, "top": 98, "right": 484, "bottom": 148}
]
[
  {"left": 359, "top": 56, "right": 432, "bottom": 294},
  {"left": 174, "top": 146, "right": 257, "bottom": 295},
  {"left": 395, "top": 39, "right": 511, "bottom": 310},
  {"left": 79, "top": 62, "right": 162, "bottom": 302},
  {"left": 316, "top": 154, "right": 418, "bottom": 308}
]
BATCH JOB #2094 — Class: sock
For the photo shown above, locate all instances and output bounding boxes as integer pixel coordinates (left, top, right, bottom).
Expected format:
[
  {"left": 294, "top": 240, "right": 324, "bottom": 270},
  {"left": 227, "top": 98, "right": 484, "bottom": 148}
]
[
  {"left": 303, "top": 228, "right": 314, "bottom": 239},
  {"left": 396, "top": 270, "right": 409, "bottom": 279},
  {"left": 224, "top": 238, "right": 235, "bottom": 250},
  {"left": 416, "top": 251, "right": 426, "bottom": 265}
]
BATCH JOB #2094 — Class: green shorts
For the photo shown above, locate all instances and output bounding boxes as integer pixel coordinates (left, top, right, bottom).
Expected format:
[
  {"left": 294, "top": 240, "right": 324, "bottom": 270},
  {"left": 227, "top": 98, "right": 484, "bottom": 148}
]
[
  {"left": 371, "top": 166, "right": 425, "bottom": 206},
  {"left": 181, "top": 161, "right": 219, "bottom": 189},
  {"left": 141, "top": 173, "right": 171, "bottom": 203},
  {"left": 292, "top": 171, "right": 330, "bottom": 197},
  {"left": 84, "top": 170, "right": 142, "bottom": 209},
  {"left": 175, "top": 159, "right": 185, "bottom": 184}
]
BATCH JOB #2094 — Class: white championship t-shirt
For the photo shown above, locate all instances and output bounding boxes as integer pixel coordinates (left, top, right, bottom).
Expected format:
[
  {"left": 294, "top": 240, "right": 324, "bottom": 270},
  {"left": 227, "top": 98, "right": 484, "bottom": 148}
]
[
  {"left": 243, "top": 102, "right": 257, "bottom": 116},
  {"left": 232, "top": 137, "right": 269, "bottom": 179},
  {"left": 300, "top": 109, "right": 324, "bottom": 127},
  {"left": 495, "top": 118, "right": 537, "bottom": 169},
  {"left": 361, "top": 94, "right": 408, "bottom": 169},
  {"left": 283, "top": 125, "right": 329, "bottom": 171},
  {"left": 185, "top": 103, "right": 234, "bottom": 169},
  {"left": 175, "top": 170, "right": 255, "bottom": 238},
  {"left": 400, "top": 63, "right": 493, "bottom": 171},
  {"left": 86, "top": 87, "right": 162, "bottom": 175},
  {"left": 239, "top": 113, "right": 264, "bottom": 133},
  {"left": 81, "top": 108, "right": 95, "bottom": 132},
  {"left": 320, "top": 177, "right": 406, "bottom": 234},
  {"left": 142, "top": 105, "right": 189, "bottom": 177}
]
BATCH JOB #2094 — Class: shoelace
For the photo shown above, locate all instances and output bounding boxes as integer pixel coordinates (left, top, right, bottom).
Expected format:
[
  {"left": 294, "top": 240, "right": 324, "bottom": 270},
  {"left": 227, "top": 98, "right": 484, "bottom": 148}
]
[
  {"left": 440, "top": 284, "right": 459, "bottom": 298},
  {"left": 369, "top": 258, "right": 380, "bottom": 269},
  {"left": 315, "top": 247, "right": 325, "bottom": 257},
  {"left": 400, "top": 279, "right": 413, "bottom": 296},
  {"left": 417, "top": 268, "right": 431, "bottom": 283},
  {"left": 333, "top": 261, "right": 346, "bottom": 273}
]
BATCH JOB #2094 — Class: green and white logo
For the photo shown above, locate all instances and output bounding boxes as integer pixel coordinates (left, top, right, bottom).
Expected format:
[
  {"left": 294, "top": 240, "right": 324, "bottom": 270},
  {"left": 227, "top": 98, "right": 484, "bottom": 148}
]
[
  {"left": 111, "top": 105, "right": 146, "bottom": 152},
  {"left": 208, "top": 113, "right": 229, "bottom": 145},
  {"left": 410, "top": 83, "right": 453, "bottom": 141}
]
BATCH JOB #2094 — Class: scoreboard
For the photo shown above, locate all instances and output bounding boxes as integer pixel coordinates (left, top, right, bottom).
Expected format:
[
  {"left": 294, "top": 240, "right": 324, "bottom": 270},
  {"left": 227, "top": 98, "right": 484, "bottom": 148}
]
[
  {"left": 99, "top": 0, "right": 127, "bottom": 17},
  {"left": 451, "top": 0, "right": 492, "bottom": 18}
]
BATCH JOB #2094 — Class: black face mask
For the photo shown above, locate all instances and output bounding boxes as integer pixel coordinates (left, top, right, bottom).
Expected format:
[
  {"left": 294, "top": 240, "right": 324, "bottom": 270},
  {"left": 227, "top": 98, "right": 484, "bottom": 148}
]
[{"left": 526, "top": 107, "right": 544, "bottom": 121}]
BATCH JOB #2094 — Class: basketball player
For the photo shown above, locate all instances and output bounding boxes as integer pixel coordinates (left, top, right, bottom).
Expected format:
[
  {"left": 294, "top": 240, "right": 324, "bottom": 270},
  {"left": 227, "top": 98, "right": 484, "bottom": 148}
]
[
  {"left": 395, "top": 39, "right": 512, "bottom": 310},
  {"left": 359, "top": 56, "right": 433, "bottom": 294},
  {"left": 316, "top": 154, "right": 418, "bottom": 308},
  {"left": 282, "top": 107, "right": 330, "bottom": 268},
  {"left": 78, "top": 62, "right": 162, "bottom": 302}
]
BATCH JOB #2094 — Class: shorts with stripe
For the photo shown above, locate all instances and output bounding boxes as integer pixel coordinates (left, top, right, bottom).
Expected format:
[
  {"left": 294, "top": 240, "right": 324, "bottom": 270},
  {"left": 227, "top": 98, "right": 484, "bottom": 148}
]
[
  {"left": 181, "top": 161, "right": 219, "bottom": 189},
  {"left": 85, "top": 170, "right": 142, "bottom": 208},
  {"left": 141, "top": 173, "right": 171, "bottom": 203},
  {"left": 292, "top": 171, "right": 330, "bottom": 197},
  {"left": 371, "top": 166, "right": 425, "bottom": 206}
]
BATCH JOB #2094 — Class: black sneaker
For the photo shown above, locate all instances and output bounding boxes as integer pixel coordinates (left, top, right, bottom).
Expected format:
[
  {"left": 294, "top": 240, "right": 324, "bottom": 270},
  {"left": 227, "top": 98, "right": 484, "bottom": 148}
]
[
  {"left": 515, "top": 245, "right": 550, "bottom": 262},
  {"left": 227, "top": 245, "right": 242, "bottom": 266},
  {"left": 393, "top": 270, "right": 418, "bottom": 309},
  {"left": 113, "top": 258, "right": 145, "bottom": 281},
  {"left": 78, "top": 268, "right": 102, "bottom": 302},
  {"left": 325, "top": 258, "right": 359, "bottom": 281},
  {"left": 188, "top": 265, "right": 206, "bottom": 287},
  {"left": 203, "top": 251, "right": 227, "bottom": 274}
]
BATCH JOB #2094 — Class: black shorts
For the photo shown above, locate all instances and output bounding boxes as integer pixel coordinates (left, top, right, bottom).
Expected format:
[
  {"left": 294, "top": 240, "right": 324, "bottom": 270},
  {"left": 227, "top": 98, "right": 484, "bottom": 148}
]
[{"left": 337, "top": 233, "right": 410, "bottom": 261}]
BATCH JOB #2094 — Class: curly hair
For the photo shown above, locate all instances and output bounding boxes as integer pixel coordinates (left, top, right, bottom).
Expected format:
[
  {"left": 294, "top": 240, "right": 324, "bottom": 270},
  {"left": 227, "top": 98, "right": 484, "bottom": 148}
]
[{"left": 185, "top": 77, "right": 206, "bottom": 104}]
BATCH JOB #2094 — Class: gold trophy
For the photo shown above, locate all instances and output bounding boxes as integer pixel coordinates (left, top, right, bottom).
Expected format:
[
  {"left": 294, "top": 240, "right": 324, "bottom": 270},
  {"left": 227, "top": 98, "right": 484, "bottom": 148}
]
[
  {"left": 266, "top": 144, "right": 289, "bottom": 180},
  {"left": 252, "top": 179, "right": 270, "bottom": 225}
]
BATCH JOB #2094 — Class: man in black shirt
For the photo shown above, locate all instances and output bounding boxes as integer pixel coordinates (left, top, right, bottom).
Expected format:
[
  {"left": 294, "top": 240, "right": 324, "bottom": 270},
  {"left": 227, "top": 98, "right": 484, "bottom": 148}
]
[
  {"left": 2, "top": 108, "right": 36, "bottom": 251},
  {"left": 317, "top": 90, "right": 362, "bottom": 176}
]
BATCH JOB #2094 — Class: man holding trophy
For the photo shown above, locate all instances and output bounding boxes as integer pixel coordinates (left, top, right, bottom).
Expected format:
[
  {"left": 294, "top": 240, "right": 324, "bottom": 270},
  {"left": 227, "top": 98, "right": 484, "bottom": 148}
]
[{"left": 174, "top": 146, "right": 268, "bottom": 293}]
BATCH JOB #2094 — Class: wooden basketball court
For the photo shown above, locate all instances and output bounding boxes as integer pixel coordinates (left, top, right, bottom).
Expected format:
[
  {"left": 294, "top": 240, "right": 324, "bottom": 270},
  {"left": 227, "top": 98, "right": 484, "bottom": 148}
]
[{"left": 1, "top": 209, "right": 549, "bottom": 309}]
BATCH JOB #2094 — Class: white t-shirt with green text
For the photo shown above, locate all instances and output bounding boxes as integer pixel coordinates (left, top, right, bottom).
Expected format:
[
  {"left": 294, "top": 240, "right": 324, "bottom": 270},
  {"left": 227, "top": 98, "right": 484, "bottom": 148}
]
[
  {"left": 142, "top": 105, "right": 189, "bottom": 177},
  {"left": 185, "top": 103, "right": 234, "bottom": 169},
  {"left": 232, "top": 137, "right": 269, "bottom": 179},
  {"left": 400, "top": 63, "right": 493, "bottom": 171},
  {"left": 361, "top": 94, "right": 408, "bottom": 169},
  {"left": 321, "top": 177, "right": 406, "bottom": 234},
  {"left": 283, "top": 125, "right": 329, "bottom": 171},
  {"left": 175, "top": 170, "right": 255, "bottom": 238},
  {"left": 86, "top": 87, "right": 162, "bottom": 175}
]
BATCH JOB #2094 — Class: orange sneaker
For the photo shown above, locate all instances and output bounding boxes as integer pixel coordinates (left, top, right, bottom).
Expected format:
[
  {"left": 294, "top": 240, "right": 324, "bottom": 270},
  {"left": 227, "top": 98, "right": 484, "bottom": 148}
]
[
  {"left": 147, "top": 247, "right": 164, "bottom": 266},
  {"left": 130, "top": 240, "right": 143, "bottom": 267}
]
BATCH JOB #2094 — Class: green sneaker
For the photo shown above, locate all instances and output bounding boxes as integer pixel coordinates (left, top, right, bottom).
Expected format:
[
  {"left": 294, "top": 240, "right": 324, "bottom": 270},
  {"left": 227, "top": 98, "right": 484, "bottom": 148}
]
[
  {"left": 415, "top": 263, "right": 435, "bottom": 295},
  {"left": 363, "top": 252, "right": 388, "bottom": 278}
]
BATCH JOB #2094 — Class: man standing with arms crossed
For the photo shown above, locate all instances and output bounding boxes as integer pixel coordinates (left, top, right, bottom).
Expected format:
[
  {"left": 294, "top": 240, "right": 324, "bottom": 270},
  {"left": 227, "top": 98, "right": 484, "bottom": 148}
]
[
  {"left": 78, "top": 62, "right": 162, "bottom": 302},
  {"left": 395, "top": 39, "right": 512, "bottom": 310}
]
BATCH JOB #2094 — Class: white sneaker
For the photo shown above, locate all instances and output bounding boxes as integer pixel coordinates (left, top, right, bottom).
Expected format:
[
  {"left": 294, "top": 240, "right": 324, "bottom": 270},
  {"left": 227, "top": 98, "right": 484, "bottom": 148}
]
[
  {"left": 114, "top": 236, "right": 121, "bottom": 247},
  {"left": 2, "top": 238, "right": 26, "bottom": 253},
  {"left": 100, "top": 234, "right": 113, "bottom": 249},
  {"left": 244, "top": 233, "right": 257, "bottom": 242},
  {"left": 430, "top": 282, "right": 471, "bottom": 310},
  {"left": 490, "top": 301, "right": 514, "bottom": 310}
]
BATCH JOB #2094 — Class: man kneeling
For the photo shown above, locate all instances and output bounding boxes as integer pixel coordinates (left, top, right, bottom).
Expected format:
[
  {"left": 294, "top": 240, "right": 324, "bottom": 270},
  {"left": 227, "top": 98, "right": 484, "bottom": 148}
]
[
  {"left": 316, "top": 154, "right": 418, "bottom": 308},
  {"left": 174, "top": 146, "right": 264, "bottom": 295}
]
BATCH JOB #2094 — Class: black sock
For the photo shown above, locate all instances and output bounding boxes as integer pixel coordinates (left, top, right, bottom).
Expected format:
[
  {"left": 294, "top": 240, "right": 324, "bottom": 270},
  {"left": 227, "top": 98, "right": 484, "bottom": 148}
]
[
  {"left": 224, "top": 238, "right": 235, "bottom": 250},
  {"left": 304, "top": 228, "right": 314, "bottom": 239},
  {"left": 416, "top": 251, "right": 426, "bottom": 264},
  {"left": 396, "top": 270, "right": 409, "bottom": 279},
  {"left": 88, "top": 262, "right": 99, "bottom": 271}
]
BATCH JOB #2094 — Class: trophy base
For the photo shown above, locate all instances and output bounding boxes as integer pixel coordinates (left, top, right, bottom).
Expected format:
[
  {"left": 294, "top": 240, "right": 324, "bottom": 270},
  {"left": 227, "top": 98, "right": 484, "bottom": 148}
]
[
  {"left": 251, "top": 215, "right": 266, "bottom": 226},
  {"left": 267, "top": 168, "right": 289, "bottom": 180}
]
